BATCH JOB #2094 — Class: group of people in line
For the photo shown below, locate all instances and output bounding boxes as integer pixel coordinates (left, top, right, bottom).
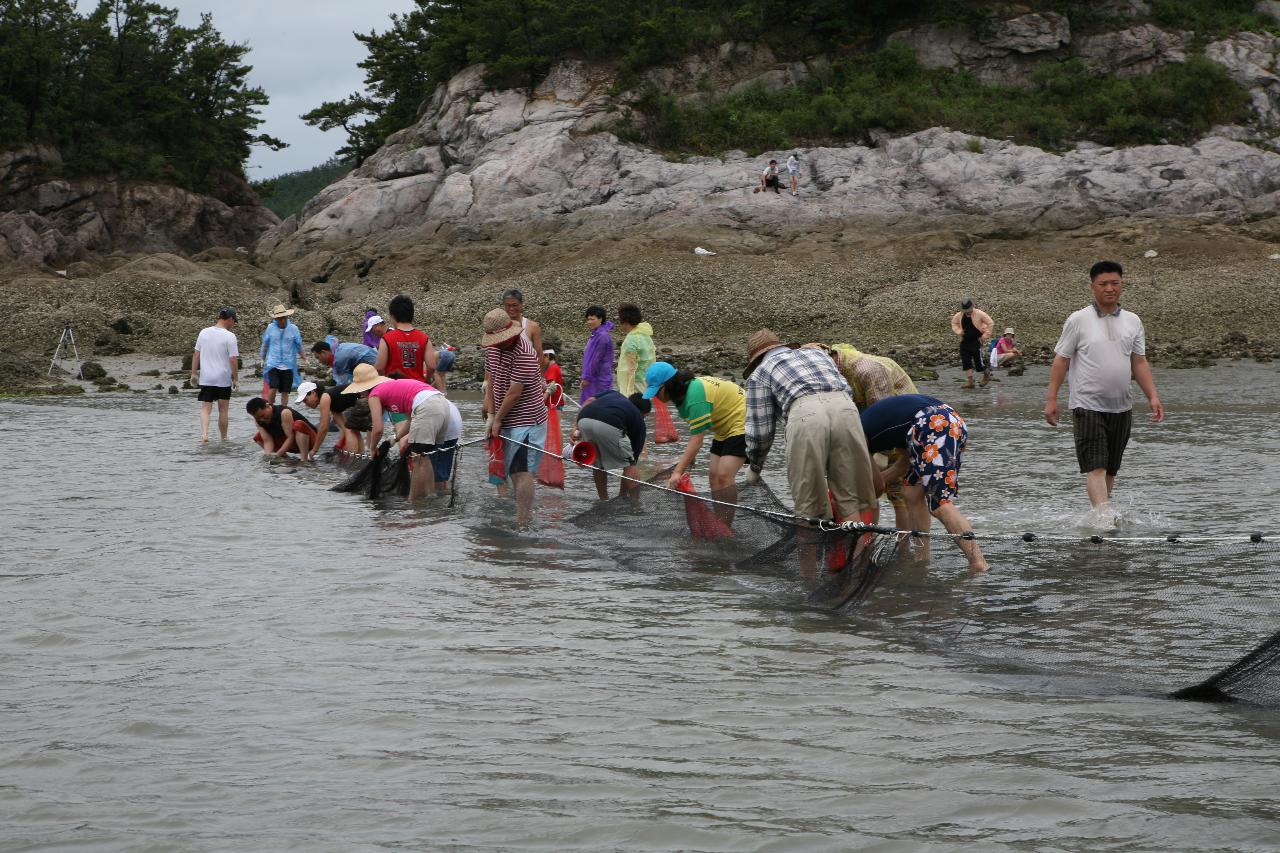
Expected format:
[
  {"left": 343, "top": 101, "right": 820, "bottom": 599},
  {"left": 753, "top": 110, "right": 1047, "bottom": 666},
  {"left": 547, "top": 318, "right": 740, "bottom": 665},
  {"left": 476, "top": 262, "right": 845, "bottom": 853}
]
[{"left": 190, "top": 260, "right": 1162, "bottom": 574}]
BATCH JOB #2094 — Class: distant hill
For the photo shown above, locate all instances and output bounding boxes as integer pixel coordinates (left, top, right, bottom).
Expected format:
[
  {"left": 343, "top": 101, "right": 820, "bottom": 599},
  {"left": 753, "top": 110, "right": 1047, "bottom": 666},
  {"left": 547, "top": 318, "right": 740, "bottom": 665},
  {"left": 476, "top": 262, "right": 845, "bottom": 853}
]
[{"left": 253, "top": 159, "right": 354, "bottom": 220}]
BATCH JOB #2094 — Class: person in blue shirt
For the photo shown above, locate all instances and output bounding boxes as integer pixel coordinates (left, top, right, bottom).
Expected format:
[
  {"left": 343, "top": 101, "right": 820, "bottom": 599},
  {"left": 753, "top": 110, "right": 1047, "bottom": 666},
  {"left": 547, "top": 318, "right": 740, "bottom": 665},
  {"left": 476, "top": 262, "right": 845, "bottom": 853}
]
[
  {"left": 312, "top": 336, "right": 378, "bottom": 386},
  {"left": 260, "top": 304, "right": 304, "bottom": 405},
  {"left": 860, "top": 393, "right": 988, "bottom": 572},
  {"left": 571, "top": 389, "right": 646, "bottom": 501}
]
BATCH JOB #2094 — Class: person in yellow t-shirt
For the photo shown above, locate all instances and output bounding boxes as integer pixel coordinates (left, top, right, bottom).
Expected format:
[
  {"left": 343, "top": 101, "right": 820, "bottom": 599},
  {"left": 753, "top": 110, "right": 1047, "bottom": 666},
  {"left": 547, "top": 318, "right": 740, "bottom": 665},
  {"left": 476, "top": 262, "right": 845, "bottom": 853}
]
[{"left": 639, "top": 362, "right": 747, "bottom": 510}]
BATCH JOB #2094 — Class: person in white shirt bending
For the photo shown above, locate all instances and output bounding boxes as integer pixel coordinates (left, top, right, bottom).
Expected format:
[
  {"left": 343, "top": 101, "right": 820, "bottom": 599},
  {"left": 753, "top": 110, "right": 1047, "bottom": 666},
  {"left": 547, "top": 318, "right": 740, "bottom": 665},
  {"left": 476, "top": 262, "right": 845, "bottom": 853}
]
[
  {"left": 191, "top": 307, "right": 240, "bottom": 442},
  {"left": 1044, "top": 261, "right": 1164, "bottom": 517}
]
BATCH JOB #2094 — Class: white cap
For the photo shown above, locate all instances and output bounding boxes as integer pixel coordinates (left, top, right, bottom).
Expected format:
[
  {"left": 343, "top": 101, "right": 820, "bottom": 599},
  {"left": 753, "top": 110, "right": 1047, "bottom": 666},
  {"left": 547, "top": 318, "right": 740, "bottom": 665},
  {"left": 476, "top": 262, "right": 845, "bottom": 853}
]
[
  {"left": 1003, "top": 327, "right": 1015, "bottom": 335},
  {"left": 295, "top": 381, "right": 319, "bottom": 403},
  {"left": 365, "top": 314, "right": 385, "bottom": 333},
  {"left": 542, "top": 348, "right": 555, "bottom": 355}
]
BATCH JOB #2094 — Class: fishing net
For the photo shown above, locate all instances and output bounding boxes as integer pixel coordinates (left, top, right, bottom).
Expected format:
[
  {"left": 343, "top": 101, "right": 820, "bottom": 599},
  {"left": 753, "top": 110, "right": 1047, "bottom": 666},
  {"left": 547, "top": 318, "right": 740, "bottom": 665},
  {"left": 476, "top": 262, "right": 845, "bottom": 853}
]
[
  {"left": 330, "top": 441, "right": 410, "bottom": 498},
  {"left": 568, "top": 466, "right": 1280, "bottom": 708}
]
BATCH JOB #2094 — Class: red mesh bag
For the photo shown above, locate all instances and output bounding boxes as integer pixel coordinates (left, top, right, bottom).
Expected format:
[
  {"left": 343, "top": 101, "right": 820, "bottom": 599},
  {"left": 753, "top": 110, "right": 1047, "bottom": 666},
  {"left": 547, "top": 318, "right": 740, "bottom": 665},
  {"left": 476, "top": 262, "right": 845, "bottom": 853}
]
[
  {"left": 538, "top": 406, "right": 565, "bottom": 489},
  {"left": 676, "top": 473, "right": 734, "bottom": 540},
  {"left": 653, "top": 399, "right": 679, "bottom": 444},
  {"left": 487, "top": 434, "right": 506, "bottom": 485}
]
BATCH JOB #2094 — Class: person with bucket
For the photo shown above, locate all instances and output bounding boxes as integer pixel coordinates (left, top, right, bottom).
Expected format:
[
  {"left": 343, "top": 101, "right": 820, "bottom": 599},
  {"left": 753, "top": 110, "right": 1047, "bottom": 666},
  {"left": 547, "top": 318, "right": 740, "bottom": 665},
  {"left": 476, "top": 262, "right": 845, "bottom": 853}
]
[
  {"left": 570, "top": 389, "right": 647, "bottom": 500},
  {"left": 638, "top": 361, "right": 748, "bottom": 517}
]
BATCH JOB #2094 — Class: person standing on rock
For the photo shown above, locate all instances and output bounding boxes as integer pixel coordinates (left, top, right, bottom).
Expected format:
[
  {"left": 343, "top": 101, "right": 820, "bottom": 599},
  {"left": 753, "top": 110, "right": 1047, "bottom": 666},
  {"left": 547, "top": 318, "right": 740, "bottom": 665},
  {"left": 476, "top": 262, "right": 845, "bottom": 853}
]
[
  {"left": 1045, "top": 261, "right": 1164, "bottom": 521},
  {"left": 615, "top": 303, "right": 655, "bottom": 398},
  {"left": 260, "top": 304, "right": 303, "bottom": 406},
  {"left": 579, "top": 305, "right": 615, "bottom": 405},
  {"left": 786, "top": 152, "right": 801, "bottom": 196},
  {"left": 376, "top": 294, "right": 436, "bottom": 383},
  {"left": 191, "top": 307, "right": 239, "bottom": 442},
  {"left": 950, "top": 299, "right": 993, "bottom": 389},
  {"left": 482, "top": 308, "right": 548, "bottom": 526}
]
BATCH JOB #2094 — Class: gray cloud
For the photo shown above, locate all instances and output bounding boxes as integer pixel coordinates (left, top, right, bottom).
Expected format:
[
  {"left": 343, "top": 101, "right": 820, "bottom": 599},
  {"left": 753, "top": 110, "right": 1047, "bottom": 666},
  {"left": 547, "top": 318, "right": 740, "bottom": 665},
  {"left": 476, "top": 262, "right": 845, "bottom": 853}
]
[{"left": 170, "top": 1, "right": 417, "bottom": 178}]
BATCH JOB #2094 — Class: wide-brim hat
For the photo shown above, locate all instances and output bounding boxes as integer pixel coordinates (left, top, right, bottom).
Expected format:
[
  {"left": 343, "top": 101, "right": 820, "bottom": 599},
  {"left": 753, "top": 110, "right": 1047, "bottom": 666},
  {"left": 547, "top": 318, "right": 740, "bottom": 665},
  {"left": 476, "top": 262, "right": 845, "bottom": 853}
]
[
  {"left": 641, "top": 361, "right": 677, "bottom": 400},
  {"left": 481, "top": 307, "right": 522, "bottom": 347},
  {"left": 270, "top": 303, "right": 295, "bottom": 319},
  {"left": 343, "top": 363, "right": 390, "bottom": 394},
  {"left": 743, "top": 329, "right": 786, "bottom": 379}
]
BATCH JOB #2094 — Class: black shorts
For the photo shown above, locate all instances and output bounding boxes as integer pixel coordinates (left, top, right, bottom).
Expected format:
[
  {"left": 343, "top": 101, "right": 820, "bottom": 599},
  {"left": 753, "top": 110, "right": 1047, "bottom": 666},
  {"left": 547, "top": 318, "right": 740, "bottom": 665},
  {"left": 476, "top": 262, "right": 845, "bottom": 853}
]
[
  {"left": 959, "top": 342, "right": 984, "bottom": 371},
  {"left": 508, "top": 442, "right": 532, "bottom": 475},
  {"left": 267, "top": 368, "right": 294, "bottom": 392},
  {"left": 197, "top": 385, "right": 231, "bottom": 402},
  {"left": 1072, "top": 408, "right": 1133, "bottom": 476},
  {"left": 709, "top": 434, "right": 748, "bottom": 459},
  {"left": 409, "top": 438, "right": 458, "bottom": 481}
]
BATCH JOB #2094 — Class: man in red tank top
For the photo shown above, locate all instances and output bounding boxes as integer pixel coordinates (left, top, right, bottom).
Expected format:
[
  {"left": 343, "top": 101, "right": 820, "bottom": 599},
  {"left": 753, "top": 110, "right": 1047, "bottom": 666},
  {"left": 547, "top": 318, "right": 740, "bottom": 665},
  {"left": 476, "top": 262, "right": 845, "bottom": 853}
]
[{"left": 375, "top": 294, "right": 437, "bottom": 382}]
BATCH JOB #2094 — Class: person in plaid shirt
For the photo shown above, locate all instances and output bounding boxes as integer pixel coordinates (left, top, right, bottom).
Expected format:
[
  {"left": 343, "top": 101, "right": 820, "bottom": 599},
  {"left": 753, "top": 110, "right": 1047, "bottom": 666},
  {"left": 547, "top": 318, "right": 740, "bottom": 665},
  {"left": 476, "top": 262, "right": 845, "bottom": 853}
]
[{"left": 743, "top": 330, "right": 879, "bottom": 529}]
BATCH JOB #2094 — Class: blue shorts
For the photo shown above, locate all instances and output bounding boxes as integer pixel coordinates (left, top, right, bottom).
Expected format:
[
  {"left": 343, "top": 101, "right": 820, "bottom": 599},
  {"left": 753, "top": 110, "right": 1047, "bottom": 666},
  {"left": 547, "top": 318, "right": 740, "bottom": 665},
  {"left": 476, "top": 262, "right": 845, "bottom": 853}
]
[
  {"left": 907, "top": 404, "right": 968, "bottom": 512},
  {"left": 437, "top": 349, "right": 457, "bottom": 372},
  {"left": 420, "top": 438, "right": 458, "bottom": 481},
  {"left": 501, "top": 422, "right": 546, "bottom": 476}
]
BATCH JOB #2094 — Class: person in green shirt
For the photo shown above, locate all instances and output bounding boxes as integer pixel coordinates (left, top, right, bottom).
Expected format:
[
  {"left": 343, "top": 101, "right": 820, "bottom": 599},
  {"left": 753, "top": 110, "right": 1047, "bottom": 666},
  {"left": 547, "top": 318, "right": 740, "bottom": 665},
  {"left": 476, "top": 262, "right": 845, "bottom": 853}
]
[
  {"left": 616, "top": 303, "right": 655, "bottom": 398},
  {"left": 640, "top": 362, "right": 748, "bottom": 511}
]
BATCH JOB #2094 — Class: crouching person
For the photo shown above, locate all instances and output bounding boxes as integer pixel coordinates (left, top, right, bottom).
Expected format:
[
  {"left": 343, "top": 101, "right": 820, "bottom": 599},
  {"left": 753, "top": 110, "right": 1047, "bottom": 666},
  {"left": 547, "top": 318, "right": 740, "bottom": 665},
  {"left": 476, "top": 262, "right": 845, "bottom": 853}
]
[
  {"left": 571, "top": 389, "right": 647, "bottom": 500},
  {"left": 344, "top": 363, "right": 459, "bottom": 499},
  {"left": 247, "top": 396, "right": 317, "bottom": 459},
  {"left": 859, "top": 393, "right": 988, "bottom": 572}
]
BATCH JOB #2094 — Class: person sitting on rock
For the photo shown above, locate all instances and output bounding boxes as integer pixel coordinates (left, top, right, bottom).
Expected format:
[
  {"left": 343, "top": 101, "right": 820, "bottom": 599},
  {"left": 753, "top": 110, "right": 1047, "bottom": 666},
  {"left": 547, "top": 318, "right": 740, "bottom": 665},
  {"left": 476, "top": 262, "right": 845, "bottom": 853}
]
[
  {"left": 312, "top": 336, "right": 377, "bottom": 386},
  {"left": 247, "top": 396, "right": 317, "bottom": 460},
  {"left": 993, "top": 328, "right": 1023, "bottom": 370},
  {"left": 759, "top": 159, "right": 782, "bottom": 194}
]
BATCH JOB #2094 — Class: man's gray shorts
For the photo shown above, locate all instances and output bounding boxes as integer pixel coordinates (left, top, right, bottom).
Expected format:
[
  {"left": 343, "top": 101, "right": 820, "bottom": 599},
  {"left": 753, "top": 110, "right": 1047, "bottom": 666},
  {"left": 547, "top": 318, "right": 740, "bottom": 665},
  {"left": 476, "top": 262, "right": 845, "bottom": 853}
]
[{"left": 577, "top": 418, "right": 635, "bottom": 470}]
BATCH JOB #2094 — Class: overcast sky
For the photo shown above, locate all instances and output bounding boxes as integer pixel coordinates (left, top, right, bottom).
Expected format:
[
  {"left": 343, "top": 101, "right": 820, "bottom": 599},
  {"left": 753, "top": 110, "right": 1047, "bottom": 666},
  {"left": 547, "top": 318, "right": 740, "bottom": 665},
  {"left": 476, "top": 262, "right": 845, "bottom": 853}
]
[{"left": 167, "top": 1, "right": 418, "bottom": 179}]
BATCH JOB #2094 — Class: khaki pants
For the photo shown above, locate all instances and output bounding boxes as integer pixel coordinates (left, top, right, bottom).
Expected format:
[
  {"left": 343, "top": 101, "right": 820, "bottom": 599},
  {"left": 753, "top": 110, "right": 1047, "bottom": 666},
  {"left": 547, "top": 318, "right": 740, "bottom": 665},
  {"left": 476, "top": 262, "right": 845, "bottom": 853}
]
[{"left": 784, "top": 391, "right": 877, "bottom": 520}]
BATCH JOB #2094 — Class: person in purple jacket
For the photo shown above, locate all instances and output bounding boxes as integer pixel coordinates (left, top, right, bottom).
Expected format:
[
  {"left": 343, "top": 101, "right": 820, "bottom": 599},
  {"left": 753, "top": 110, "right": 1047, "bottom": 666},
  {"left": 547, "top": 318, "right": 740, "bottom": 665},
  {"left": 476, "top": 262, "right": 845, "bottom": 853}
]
[{"left": 579, "top": 305, "right": 615, "bottom": 405}]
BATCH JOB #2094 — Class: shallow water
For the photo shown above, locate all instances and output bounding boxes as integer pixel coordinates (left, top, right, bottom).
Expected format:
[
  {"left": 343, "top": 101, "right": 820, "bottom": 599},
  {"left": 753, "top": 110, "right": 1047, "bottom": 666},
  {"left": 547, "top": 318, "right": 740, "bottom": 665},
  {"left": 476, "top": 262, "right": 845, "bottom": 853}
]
[{"left": 3, "top": 364, "right": 1280, "bottom": 851}]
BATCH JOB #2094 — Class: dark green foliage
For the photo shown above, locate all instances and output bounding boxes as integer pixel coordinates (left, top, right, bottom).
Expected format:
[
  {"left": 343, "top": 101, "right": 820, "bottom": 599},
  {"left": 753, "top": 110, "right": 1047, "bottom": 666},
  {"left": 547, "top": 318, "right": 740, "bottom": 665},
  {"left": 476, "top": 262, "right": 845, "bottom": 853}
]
[
  {"left": 252, "top": 158, "right": 355, "bottom": 220},
  {"left": 1149, "top": 0, "right": 1275, "bottom": 36},
  {"left": 617, "top": 49, "right": 1252, "bottom": 154},
  {"left": 309, "top": 0, "right": 942, "bottom": 159},
  {"left": 0, "top": 0, "right": 282, "bottom": 194}
]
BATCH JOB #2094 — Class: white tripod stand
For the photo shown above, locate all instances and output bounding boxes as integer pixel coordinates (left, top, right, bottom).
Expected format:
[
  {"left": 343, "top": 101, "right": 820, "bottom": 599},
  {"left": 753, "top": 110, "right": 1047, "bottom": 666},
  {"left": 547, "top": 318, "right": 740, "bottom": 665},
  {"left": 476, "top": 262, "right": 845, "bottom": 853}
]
[{"left": 48, "top": 321, "right": 83, "bottom": 379}]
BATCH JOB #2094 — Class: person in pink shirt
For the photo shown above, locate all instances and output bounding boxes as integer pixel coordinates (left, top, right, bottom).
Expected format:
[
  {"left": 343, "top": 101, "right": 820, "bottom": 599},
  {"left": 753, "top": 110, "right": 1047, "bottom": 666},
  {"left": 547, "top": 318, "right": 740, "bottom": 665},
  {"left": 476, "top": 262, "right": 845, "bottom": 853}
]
[{"left": 343, "top": 364, "right": 459, "bottom": 499}]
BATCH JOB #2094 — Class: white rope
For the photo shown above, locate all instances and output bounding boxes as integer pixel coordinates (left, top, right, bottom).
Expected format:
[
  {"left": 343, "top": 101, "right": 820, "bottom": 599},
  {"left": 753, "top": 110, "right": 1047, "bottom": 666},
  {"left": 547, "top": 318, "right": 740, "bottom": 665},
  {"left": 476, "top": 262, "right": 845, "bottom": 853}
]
[{"left": 495, "top": 435, "right": 1275, "bottom": 545}]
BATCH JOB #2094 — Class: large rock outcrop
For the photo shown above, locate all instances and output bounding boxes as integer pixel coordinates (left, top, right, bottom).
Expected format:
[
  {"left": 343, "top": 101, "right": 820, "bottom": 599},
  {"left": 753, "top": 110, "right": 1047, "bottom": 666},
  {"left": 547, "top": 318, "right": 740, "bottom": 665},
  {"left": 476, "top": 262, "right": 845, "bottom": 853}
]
[
  {"left": 256, "top": 50, "right": 1280, "bottom": 278},
  {"left": 0, "top": 146, "right": 279, "bottom": 265}
]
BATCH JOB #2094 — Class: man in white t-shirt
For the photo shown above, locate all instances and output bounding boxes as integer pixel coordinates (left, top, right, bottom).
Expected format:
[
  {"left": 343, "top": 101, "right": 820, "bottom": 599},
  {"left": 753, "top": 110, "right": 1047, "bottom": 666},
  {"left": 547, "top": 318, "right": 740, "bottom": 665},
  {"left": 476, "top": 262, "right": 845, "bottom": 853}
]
[
  {"left": 1044, "top": 261, "right": 1164, "bottom": 515},
  {"left": 191, "top": 308, "right": 241, "bottom": 442}
]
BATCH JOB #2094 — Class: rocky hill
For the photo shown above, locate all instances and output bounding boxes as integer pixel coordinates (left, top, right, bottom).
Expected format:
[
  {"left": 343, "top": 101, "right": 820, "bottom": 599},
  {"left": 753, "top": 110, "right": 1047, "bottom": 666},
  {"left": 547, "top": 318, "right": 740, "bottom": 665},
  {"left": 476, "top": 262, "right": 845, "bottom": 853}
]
[{"left": 0, "top": 147, "right": 279, "bottom": 266}]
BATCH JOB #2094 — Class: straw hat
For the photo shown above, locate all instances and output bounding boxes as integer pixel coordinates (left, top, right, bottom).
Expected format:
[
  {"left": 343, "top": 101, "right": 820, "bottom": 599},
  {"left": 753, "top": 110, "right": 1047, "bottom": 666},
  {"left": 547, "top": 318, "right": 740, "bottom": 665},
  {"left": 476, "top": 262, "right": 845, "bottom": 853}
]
[
  {"left": 481, "top": 307, "right": 522, "bottom": 347},
  {"left": 342, "top": 363, "right": 390, "bottom": 394},
  {"left": 743, "top": 329, "right": 786, "bottom": 379},
  {"left": 270, "top": 303, "right": 295, "bottom": 319}
]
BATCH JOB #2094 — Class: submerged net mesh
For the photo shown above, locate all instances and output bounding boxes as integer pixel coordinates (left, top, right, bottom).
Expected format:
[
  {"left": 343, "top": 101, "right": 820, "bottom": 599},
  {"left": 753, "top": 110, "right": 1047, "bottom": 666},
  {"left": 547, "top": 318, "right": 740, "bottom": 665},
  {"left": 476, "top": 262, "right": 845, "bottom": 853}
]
[
  {"left": 567, "top": 464, "right": 1280, "bottom": 708},
  {"left": 320, "top": 439, "right": 1280, "bottom": 709}
]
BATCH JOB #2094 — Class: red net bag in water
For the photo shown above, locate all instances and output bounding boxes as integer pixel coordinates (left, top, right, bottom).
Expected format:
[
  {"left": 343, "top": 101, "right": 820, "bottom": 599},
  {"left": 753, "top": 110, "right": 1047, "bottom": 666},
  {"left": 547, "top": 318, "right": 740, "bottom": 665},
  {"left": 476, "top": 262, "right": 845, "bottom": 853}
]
[
  {"left": 676, "top": 473, "right": 734, "bottom": 539},
  {"left": 487, "top": 434, "right": 506, "bottom": 485},
  {"left": 538, "top": 406, "right": 565, "bottom": 489},
  {"left": 653, "top": 399, "right": 679, "bottom": 444},
  {"left": 824, "top": 490, "right": 877, "bottom": 573}
]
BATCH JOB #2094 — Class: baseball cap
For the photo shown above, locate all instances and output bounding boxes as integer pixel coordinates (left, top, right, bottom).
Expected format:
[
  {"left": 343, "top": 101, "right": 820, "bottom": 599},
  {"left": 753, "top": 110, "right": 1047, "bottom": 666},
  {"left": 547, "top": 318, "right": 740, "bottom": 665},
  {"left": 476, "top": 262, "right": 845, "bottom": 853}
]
[
  {"left": 218, "top": 307, "right": 237, "bottom": 320},
  {"left": 1003, "top": 327, "right": 1014, "bottom": 335},
  {"left": 295, "top": 381, "right": 319, "bottom": 401},
  {"left": 642, "top": 361, "right": 677, "bottom": 400},
  {"left": 364, "top": 314, "right": 385, "bottom": 333}
]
